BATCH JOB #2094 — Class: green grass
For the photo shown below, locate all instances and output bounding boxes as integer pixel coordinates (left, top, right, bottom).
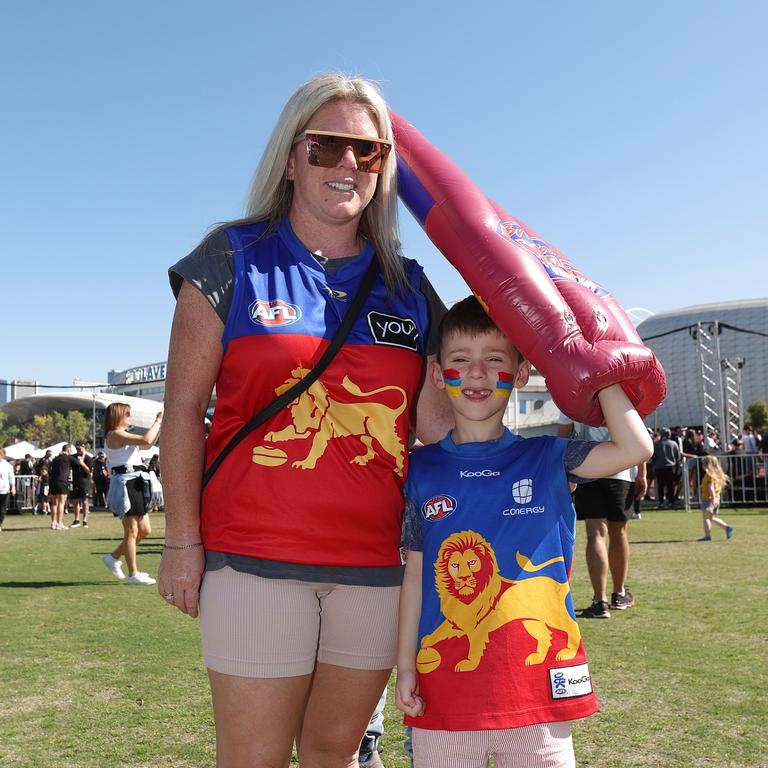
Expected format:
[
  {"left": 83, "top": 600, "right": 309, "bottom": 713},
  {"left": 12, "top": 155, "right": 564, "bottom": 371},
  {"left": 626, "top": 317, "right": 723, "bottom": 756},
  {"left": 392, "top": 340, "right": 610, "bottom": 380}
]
[{"left": 1, "top": 508, "right": 766, "bottom": 767}]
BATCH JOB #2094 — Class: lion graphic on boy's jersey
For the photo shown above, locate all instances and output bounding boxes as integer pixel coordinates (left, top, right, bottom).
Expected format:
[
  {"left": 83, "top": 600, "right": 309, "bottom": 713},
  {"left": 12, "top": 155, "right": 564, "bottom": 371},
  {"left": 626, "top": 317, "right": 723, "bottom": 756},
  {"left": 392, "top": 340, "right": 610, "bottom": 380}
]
[{"left": 415, "top": 530, "right": 582, "bottom": 674}]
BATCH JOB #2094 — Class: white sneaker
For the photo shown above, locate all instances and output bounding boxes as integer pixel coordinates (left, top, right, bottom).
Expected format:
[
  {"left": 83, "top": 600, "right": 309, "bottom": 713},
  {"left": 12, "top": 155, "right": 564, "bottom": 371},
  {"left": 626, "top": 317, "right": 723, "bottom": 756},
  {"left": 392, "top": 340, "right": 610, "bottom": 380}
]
[
  {"left": 101, "top": 553, "right": 126, "bottom": 580},
  {"left": 126, "top": 571, "right": 156, "bottom": 586}
]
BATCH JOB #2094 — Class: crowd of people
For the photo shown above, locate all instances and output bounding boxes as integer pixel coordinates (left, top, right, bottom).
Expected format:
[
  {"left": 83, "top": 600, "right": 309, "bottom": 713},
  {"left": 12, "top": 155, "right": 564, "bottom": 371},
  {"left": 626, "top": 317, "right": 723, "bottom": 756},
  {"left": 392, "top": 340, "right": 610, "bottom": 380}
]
[
  {"left": 645, "top": 424, "right": 765, "bottom": 510},
  {"left": 0, "top": 442, "right": 163, "bottom": 530}
]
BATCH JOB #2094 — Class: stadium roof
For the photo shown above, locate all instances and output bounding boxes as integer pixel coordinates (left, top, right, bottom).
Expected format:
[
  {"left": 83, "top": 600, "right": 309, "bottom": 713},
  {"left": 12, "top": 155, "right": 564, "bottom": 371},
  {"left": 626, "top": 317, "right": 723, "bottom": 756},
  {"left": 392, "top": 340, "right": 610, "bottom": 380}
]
[
  {"left": 637, "top": 298, "right": 768, "bottom": 429},
  {"left": 1, "top": 392, "right": 162, "bottom": 430}
]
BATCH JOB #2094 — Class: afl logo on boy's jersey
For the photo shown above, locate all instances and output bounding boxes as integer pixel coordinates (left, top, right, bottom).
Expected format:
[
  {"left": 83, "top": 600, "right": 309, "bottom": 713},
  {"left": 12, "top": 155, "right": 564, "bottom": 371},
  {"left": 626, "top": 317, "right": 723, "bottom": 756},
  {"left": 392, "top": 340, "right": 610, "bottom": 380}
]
[
  {"left": 422, "top": 494, "right": 457, "bottom": 521},
  {"left": 249, "top": 298, "right": 302, "bottom": 326}
]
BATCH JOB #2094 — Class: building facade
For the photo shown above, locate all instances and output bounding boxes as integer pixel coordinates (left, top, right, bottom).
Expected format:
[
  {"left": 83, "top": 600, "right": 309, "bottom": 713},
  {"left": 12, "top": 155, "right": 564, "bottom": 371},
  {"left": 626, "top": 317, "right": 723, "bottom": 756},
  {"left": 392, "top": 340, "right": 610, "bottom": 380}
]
[{"left": 108, "top": 363, "right": 167, "bottom": 402}]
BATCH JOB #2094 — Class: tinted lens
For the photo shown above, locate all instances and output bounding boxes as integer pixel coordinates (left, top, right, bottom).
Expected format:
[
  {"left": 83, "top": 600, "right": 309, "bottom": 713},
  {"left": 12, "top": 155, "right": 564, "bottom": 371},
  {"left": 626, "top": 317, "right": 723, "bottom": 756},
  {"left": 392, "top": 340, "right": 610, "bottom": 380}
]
[{"left": 305, "top": 133, "right": 391, "bottom": 174}]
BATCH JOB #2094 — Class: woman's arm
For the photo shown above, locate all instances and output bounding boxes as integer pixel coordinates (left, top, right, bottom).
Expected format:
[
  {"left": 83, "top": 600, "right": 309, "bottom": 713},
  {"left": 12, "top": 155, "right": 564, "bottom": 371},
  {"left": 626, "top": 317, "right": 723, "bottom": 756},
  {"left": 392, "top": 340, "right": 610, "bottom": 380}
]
[
  {"left": 157, "top": 282, "right": 224, "bottom": 617},
  {"left": 106, "top": 414, "right": 162, "bottom": 450},
  {"left": 571, "top": 385, "right": 653, "bottom": 479},
  {"left": 413, "top": 354, "right": 454, "bottom": 445},
  {"left": 395, "top": 551, "right": 425, "bottom": 717}
]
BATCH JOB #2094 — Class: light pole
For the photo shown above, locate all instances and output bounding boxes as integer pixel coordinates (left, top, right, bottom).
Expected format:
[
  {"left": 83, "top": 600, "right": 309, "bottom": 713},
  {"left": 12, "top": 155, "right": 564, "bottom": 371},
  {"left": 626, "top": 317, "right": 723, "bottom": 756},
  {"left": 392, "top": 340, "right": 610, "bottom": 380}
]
[{"left": 72, "top": 380, "right": 109, "bottom": 450}]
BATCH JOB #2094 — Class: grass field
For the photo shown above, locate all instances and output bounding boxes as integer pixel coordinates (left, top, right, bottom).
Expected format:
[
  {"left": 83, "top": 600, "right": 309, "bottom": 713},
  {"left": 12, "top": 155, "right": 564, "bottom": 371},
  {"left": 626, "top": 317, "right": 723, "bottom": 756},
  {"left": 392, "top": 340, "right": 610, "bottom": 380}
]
[{"left": 1, "top": 507, "right": 766, "bottom": 767}]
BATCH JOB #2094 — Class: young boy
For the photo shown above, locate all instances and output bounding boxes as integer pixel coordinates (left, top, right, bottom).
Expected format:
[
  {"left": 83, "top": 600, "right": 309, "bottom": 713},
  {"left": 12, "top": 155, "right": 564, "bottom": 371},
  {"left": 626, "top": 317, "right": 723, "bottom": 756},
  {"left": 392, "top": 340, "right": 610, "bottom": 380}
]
[
  {"left": 35, "top": 465, "right": 51, "bottom": 516},
  {"left": 396, "top": 296, "right": 652, "bottom": 768}
]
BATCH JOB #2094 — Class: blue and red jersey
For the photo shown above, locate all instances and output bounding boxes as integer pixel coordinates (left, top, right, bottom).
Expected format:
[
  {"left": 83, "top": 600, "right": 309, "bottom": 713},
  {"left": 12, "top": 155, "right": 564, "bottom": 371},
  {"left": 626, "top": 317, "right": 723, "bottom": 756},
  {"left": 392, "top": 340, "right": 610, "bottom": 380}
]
[
  {"left": 202, "top": 218, "right": 430, "bottom": 567},
  {"left": 403, "top": 430, "right": 599, "bottom": 730}
]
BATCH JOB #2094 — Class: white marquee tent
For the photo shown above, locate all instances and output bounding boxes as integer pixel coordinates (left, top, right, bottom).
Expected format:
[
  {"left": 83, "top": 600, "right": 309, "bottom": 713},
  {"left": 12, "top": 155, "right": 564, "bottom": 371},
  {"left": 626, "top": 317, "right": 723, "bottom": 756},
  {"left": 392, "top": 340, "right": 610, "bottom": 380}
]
[{"left": 2, "top": 440, "right": 42, "bottom": 460}]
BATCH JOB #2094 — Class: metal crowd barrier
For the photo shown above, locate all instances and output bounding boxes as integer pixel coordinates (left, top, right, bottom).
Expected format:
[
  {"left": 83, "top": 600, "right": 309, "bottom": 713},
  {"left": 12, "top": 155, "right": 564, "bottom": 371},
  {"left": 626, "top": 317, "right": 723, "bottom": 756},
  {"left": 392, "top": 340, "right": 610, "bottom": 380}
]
[
  {"left": 12, "top": 475, "right": 37, "bottom": 511},
  {"left": 678, "top": 453, "right": 767, "bottom": 510}
]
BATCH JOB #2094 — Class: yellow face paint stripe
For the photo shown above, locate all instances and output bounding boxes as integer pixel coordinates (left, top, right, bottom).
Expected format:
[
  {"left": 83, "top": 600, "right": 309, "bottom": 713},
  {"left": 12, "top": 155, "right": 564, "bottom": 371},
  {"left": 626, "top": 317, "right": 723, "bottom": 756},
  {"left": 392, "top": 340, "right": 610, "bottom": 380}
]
[{"left": 443, "top": 368, "right": 462, "bottom": 397}]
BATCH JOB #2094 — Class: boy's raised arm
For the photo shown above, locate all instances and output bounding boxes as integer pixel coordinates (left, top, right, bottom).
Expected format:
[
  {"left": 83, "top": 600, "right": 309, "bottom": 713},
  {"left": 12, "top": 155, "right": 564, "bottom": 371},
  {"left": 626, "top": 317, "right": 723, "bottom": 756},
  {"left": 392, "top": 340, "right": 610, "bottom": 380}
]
[
  {"left": 396, "top": 552, "right": 426, "bottom": 718},
  {"left": 571, "top": 384, "right": 653, "bottom": 479}
]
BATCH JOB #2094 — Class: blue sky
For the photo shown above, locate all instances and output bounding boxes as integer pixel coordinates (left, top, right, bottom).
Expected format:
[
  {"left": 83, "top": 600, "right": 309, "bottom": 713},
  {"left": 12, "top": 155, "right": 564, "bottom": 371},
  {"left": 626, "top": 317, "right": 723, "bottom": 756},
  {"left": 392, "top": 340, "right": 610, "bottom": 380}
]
[{"left": 2, "top": 1, "right": 766, "bottom": 388}]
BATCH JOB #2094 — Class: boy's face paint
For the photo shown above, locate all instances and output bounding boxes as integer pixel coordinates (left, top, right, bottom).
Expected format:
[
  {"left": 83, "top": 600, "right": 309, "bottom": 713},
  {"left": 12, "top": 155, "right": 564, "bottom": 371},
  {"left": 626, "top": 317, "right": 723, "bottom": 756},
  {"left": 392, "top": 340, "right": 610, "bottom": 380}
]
[
  {"left": 495, "top": 371, "right": 514, "bottom": 397},
  {"left": 434, "top": 330, "right": 531, "bottom": 412},
  {"left": 442, "top": 368, "right": 463, "bottom": 397},
  {"left": 432, "top": 329, "right": 532, "bottom": 442}
]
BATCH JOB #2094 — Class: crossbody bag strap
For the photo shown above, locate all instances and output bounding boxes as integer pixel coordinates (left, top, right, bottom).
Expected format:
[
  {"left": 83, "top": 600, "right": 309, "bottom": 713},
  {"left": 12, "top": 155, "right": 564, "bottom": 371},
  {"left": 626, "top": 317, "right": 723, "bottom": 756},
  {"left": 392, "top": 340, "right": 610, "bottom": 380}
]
[{"left": 201, "top": 258, "right": 380, "bottom": 489}]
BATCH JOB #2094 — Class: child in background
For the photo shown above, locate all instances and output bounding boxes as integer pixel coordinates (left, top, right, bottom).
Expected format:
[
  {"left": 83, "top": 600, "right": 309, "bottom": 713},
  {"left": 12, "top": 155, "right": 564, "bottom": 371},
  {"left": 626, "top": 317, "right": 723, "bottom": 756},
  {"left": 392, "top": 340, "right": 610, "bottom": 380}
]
[
  {"left": 35, "top": 465, "right": 51, "bottom": 516},
  {"left": 396, "top": 296, "right": 652, "bottom": 768},
  {"left": 698, "top": 455, "right": 734, "bottom": 541}
]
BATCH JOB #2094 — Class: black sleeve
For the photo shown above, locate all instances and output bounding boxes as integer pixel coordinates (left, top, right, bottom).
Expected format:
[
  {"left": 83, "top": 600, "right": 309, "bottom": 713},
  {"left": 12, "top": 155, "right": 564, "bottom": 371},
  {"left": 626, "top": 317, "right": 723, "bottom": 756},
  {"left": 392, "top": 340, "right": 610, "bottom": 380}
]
[
  {"left": 168, "top": 228, "right": 235, "bottom": 325},
  {"left": 419, "top": 272, "right": 447, "bottom": 357},
  {"left": 401, "top": 495, "right": 423, "bottom": 552},
  {"left": 564, "top": 439, "right": 601, "bottom": 485}
]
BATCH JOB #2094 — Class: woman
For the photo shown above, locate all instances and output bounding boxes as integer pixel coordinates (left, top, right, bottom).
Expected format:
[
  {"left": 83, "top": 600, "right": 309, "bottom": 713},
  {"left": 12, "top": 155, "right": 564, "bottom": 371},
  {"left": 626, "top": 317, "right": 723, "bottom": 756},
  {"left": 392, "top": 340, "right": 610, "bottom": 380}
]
[
  {"left": 101, "top": 402, "right": 163, "bottom": 585},
  {"left": 158, "top": 74, "right": 452, "bottom": 768}
]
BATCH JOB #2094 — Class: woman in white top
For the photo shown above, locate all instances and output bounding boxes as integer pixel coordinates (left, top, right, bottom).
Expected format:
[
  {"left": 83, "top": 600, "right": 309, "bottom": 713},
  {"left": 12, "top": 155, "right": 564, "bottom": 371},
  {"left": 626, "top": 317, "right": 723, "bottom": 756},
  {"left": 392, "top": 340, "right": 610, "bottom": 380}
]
[{"left": 100, "top": 402, "right": 163, "bottom": 585}]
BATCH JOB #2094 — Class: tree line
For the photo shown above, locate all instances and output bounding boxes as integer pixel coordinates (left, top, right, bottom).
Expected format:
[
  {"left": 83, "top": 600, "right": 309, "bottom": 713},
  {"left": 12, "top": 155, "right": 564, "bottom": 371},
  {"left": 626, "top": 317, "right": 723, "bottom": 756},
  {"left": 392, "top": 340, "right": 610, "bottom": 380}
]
[{"left": 0, "top": 410, "right": 94, "bottom": 448}]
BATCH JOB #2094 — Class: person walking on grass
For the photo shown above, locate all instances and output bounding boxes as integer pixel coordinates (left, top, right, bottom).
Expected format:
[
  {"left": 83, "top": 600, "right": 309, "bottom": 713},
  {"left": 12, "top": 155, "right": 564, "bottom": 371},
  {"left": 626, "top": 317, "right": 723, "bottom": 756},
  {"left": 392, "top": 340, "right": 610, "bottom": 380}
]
[
  {"left": 698, "top": 456, "right": 734, "bottom": 541},
  {"left": 101, "top": 403, "right": 163, "bottom": 585},
  {"left": 49, "top": 445, "right": 72, "bottom": 530},
  {"left": 69, "top": 440, "right": 93, "bottom": 528},
  {"left": 557, "top": 415, "right": 647, "bottom": 619}
]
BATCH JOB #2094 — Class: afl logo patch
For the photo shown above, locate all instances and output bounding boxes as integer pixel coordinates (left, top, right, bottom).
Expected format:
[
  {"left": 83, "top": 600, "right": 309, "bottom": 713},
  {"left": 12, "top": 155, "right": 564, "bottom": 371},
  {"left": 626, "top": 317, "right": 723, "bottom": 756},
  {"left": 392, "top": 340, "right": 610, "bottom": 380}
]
[
  {"left": 249, "top": 298, "right": 302, "bottom": 326},
  {"left": 422, "top": 494, "right": 457, "bottom": 521}
]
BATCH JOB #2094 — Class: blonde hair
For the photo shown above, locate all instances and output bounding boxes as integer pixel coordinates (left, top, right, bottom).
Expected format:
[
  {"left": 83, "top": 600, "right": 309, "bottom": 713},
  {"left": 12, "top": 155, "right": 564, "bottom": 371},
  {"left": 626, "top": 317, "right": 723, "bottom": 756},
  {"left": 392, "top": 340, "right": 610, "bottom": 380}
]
[
  {"left": 104, "top": 403, "right": 131, "bottom": 434},
  {"left": 701, "top": 455, "right": 729, "bottom": 486},
  {"left": 216, "top": 73, "right": 405, "bottom": 293}
]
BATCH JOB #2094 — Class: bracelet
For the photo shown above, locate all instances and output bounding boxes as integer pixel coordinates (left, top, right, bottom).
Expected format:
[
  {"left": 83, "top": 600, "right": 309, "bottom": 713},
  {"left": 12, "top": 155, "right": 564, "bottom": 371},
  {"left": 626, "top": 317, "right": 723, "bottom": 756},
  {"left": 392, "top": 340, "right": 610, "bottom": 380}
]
[{"left": 163, "top": 542, "right": 203, "bottom": 550}]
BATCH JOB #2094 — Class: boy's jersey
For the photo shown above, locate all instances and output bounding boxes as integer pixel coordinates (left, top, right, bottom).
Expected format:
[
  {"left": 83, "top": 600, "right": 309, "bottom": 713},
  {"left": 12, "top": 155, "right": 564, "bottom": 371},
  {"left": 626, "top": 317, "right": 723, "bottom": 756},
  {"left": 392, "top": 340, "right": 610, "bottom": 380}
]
[
  {"left": 404, "top": 430, "right": 599, "bottom": 730},
  {"left": 202, "top": 218, "right": 429, "bottom": 567}
]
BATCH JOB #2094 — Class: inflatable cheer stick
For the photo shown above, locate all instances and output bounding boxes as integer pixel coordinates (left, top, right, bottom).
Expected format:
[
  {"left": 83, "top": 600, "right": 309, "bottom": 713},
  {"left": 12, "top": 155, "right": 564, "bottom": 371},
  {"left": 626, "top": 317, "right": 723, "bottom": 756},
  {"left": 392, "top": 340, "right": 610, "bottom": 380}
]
[{"left": 391, "top": 111, "right": 665, "bottom": 425}]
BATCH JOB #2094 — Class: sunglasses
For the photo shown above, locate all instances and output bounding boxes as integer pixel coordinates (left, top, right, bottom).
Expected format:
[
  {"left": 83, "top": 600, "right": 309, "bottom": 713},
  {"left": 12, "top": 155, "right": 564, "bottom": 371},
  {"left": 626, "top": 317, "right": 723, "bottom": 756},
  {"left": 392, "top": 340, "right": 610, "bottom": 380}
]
[{"left": 293, "top": 129, "right": 392, "bottom": 174}]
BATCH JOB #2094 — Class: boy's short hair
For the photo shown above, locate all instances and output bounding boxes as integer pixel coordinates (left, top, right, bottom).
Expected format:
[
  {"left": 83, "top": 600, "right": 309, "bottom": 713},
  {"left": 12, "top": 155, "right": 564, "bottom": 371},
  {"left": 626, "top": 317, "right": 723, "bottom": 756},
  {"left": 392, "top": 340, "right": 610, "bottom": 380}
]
[{"left": 438, "top": 296, "right": 521, "bottom": 361}]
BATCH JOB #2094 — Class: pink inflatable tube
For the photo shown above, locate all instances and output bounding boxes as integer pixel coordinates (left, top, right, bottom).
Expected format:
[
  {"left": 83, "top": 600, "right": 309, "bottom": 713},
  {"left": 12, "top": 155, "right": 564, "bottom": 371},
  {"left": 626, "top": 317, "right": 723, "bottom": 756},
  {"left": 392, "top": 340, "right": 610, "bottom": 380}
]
[{"left": 391, "top": 111, "right": 666, "bottom": 426}]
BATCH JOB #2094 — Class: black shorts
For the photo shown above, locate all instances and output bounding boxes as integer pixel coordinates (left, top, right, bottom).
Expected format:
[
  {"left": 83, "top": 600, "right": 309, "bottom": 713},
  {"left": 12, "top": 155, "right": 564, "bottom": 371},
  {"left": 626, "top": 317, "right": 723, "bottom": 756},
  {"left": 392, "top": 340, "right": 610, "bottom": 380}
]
[
  {"left": 69, "top": 483, "right": 90, "bottom": 501},
  {"left": 124, "top": 477, "right": 148, "bottom": 517},
  {"left": 574, "top": 478, "right": 635, "bottom": 523},
  {"left": 50, "top": 481, "right": 69, "bottom": 496}
]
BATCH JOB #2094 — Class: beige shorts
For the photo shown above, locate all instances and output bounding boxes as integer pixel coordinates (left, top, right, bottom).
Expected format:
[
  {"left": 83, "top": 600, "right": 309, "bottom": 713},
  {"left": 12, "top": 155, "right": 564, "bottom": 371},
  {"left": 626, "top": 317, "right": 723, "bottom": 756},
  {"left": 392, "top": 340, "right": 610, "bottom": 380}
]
[
  {"left": 199, "top": 566, "right": 400, "bottom": 677},
  {"left": 412, "top": 722, "right": 575, "bottom": 768}
]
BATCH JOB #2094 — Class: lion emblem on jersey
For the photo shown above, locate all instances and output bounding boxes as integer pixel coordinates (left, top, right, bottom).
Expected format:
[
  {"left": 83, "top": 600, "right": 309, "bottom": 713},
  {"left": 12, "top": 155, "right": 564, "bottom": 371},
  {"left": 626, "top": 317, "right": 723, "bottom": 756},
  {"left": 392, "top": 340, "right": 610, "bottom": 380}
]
[
  {"left": 416, "top": 530, "right": 582, "bottom": 673},
  {"left": 252, "top": 368, "right": 407, "bottom": 475}
]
